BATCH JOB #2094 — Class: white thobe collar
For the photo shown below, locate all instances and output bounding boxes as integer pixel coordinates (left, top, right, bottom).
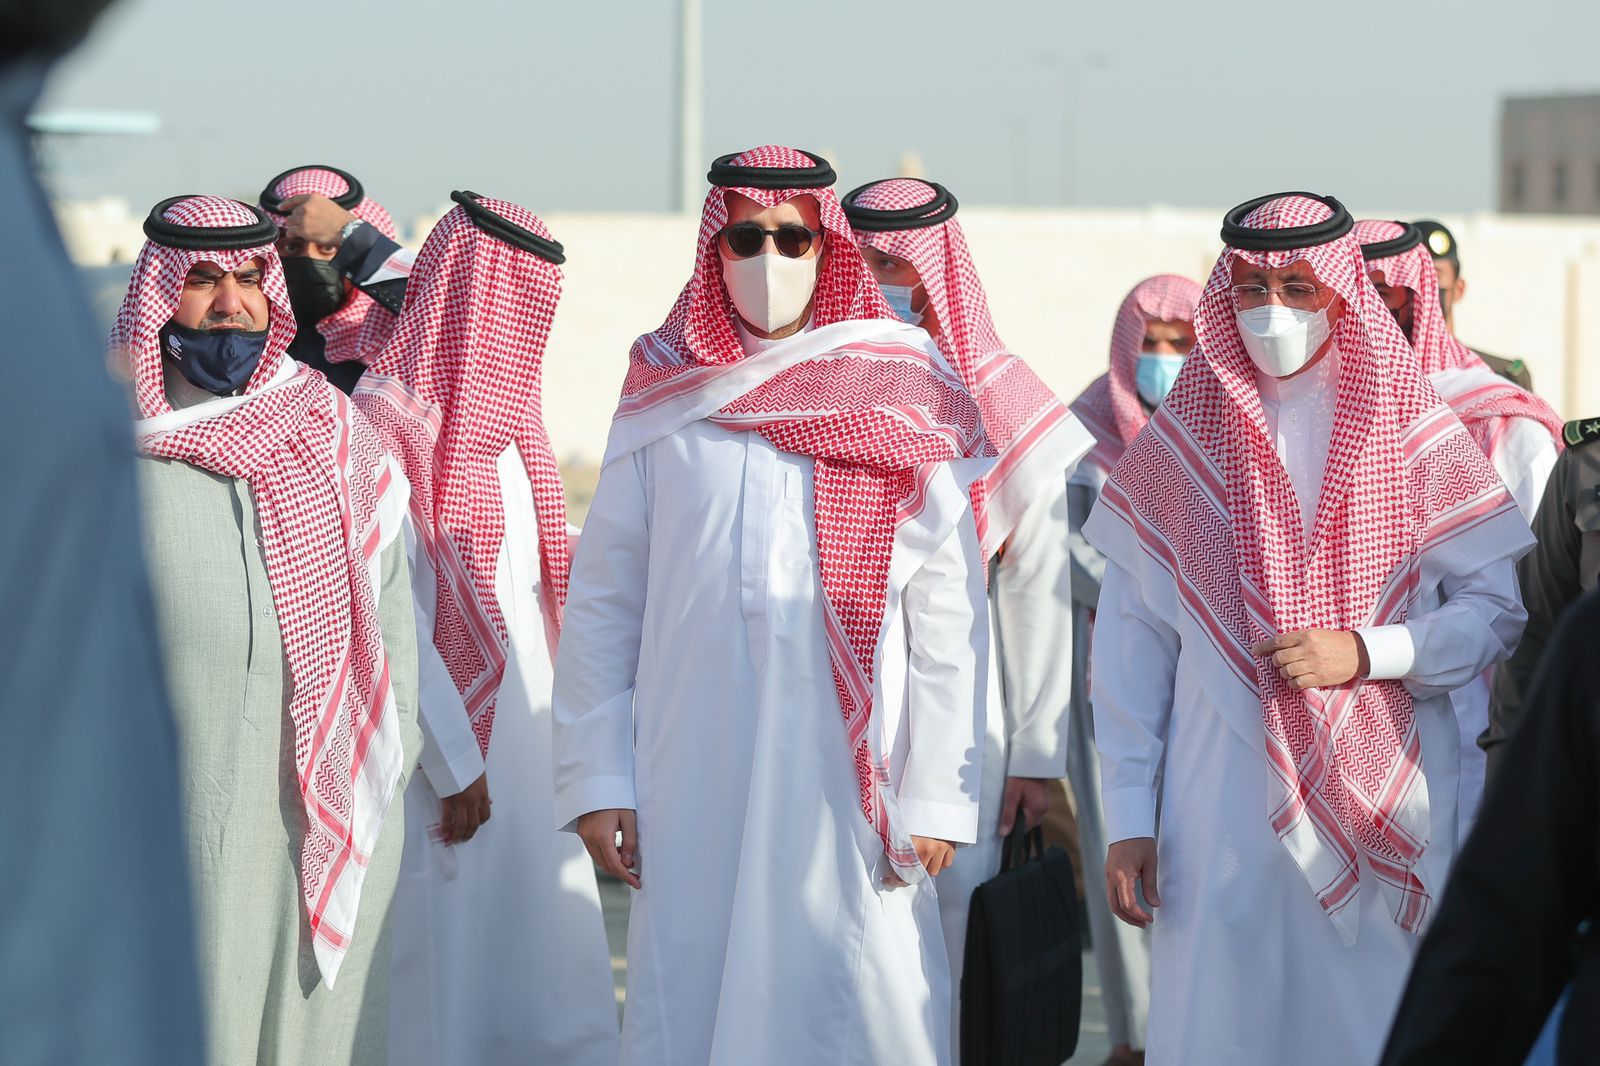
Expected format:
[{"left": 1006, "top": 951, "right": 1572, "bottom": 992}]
[
  {"left": 734, "top": 315, "right": 814, "bottom": 356},
  {"left": 1255, "top": 345, "right": 1342, "bottom": 539}
]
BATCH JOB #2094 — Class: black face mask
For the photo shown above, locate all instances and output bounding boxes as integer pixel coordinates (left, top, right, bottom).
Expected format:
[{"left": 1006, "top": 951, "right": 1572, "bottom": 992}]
[
  {"left": 280, "top": 255, "right": 347, "bottom": 324},
  {"left": 160, "top": 321, "right": 269, "bottom": 394}
]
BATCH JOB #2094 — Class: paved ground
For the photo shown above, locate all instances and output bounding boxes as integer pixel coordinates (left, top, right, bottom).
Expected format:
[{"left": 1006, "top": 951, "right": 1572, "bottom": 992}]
[{"left": 597, "top": 873, "right": 1113, "bottom": 1064}]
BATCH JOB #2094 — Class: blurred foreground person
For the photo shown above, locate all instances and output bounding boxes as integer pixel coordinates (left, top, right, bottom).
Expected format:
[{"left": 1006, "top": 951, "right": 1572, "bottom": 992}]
[
  {"left": 1486, "top": 417, "right": 1600, "bottom": 779},
  {"left": 356, "top": 193, "right": 619, "bottom": 1065},
  {"left": 262, "top": 164, "right": 412, "bottom": 393},
  {"left": 1413, "top": 218, "right": 1534, "bottom": 389},
  {"left": 551, "top": 147, "right": 991, "bottom": 1065},
  {"left": 114, "top": 195, "right": 420, "bottom": 1065},
  {"left": 1066, "top": 273, "right": 1202, "bottom": 1065},
  {"left": 1087, "top": 193, "right": 1531, "bottom": 1066},
  {"left": 1380, "top": 589, "right": 1600, "bottom": 1066},
  {"left": 1356, "top": 219, "right": 1561, "bottom": 519},
  {"left": 843, "top": 177, "right": 1093, "bottom": 1047},
  {"left": 0, "top": 8, "right": 203, "bottom": 1063}
]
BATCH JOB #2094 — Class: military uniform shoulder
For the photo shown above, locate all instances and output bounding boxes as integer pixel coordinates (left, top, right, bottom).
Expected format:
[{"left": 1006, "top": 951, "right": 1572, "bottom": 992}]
[
  {"left": 1562, "top": 417, "right": 1600, "bottom": 448},
  {"left": 1471, "top": 347, "right": 1533, "bottom": 389}
]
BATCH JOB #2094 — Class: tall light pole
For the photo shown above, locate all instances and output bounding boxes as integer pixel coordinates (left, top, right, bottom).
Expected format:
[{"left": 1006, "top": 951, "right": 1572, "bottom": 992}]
[
  {"left": 676, "top": 0, "right": 704, "bottom": 214},
  {"left": 1037, "top": 52, "right": 1106, "bottom": 205}
]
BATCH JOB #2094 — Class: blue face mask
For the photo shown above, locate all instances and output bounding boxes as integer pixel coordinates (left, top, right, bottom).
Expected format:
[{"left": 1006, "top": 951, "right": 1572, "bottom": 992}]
[
  {"left": 160, "top": 322, "right": 269, "bottom": 394},
  {"left": 1135, "top": 353, "right": 1185, "bottom": 407},
  {"left": 879, "top": 282, "right": 923, "bottom": 326}
]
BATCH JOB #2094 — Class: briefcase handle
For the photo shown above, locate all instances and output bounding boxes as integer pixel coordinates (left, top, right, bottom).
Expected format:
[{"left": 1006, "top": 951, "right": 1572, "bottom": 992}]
[{"left": 1000, "top": 824, "right": 1046, "bottom": 872}]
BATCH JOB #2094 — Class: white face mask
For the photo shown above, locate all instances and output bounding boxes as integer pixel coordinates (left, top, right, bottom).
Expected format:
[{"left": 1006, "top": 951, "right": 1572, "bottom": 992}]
[
  {"left": 721, "top": 251, "right": 819, "bottom": 334},
  {"left": 1235, "top": 304, "right": 1332, "bottom": 378}
]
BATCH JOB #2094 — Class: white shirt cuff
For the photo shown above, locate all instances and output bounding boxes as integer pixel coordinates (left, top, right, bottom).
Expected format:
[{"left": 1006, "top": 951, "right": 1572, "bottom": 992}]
[
  {"left": 553, "top": 775, "right": 637, "bottom": 834},
  {"left": 1102, "top": 784, "right": 1157, "bottom": 844},
  {"left": 1357, "top": 624, "right": 1416, "bottom": 681},
  {"left": 420, "top": 742, "right": 485, "bottom": 799},
  {"left": 898, "top": 797, "right": 980, "bottom": 846},
  {"left": 1004, "top": 742, "right": 1069, "bottom": 781}
]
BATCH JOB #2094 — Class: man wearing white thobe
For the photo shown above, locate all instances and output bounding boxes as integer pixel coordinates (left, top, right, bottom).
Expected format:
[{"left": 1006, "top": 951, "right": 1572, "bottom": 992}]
[
  {"left": 842, "top": 178, "right": 1093, "bottom": 1044},
  {"left": 355, "top": 194, "right": 620, "bottom": 1065},
  {"left": 552, "top": 147, "right": 990, "bottom": 1066},
  {"left": 1089, "top": 192, "right": 1532, "bottom": 1066}
]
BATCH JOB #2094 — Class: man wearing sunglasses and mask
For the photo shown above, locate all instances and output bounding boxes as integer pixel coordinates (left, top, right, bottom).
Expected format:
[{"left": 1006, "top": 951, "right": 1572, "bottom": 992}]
[
  {"left": 551, "top": 147, "right": 991, "bottom": 1065},
  {"left": 1086, "top": 193, "right": 1531, "bottom": 1066},
  {"left": 261, "top": 165, "right": 414, "bottom": 394}
]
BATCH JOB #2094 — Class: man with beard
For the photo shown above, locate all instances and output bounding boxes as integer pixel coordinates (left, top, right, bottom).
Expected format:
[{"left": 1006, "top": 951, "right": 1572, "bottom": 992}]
[{"left": 114, "top": 194, "right": 420, "bottom": 1065}]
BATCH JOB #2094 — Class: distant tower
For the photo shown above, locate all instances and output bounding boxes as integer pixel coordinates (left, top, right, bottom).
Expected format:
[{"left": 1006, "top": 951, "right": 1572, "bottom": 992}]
[
  {"left": 675, "top": 0, "right": 704, "bottom": 214},
  {"left": 896, "top": 151, "right": 925, "bottom": 179}
]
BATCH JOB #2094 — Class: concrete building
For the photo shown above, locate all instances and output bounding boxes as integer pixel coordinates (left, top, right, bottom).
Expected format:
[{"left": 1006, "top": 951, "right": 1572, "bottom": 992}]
[{"left": 1501, "top": 93, "right": 1600, "bottom": 214}]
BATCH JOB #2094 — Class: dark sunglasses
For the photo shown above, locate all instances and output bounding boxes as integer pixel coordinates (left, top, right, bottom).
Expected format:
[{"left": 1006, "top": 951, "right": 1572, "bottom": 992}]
[{"left": 717, "top": 222, "right": 822, "bottom": 260}]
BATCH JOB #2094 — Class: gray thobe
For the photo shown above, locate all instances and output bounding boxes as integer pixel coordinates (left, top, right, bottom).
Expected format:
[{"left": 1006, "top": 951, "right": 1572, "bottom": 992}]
[{"left": 140, "top": 457, "right": 421, "bottom": 1066}]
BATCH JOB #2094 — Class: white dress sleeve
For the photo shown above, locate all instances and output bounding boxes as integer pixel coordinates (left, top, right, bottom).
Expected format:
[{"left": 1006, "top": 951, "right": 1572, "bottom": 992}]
[
  {"left": 992, "top": 476, "right": 1074, "bottom": 778},
  {"left": 1493, "top": 418, "right": 1560, "bottom": 523},
  {"left": 549, "top": 452, "right": 650, "bottom": 832},
  {"left": 404, "top": 519, "right": 486, "bottom": 798},
  {"left": 1090, "top": 560, "right": 1181, "bottom": 844},
  {"left": 895, "top": 512, "right": 989, "bottom": 846},
  {"left": 1356, "top": 557, "right": 1526, "bottom": 698}
]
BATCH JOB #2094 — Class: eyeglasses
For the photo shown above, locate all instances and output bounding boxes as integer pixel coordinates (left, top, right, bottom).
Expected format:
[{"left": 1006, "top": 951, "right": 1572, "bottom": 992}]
[
  {"left": 1230, "top": 283, "right": 1327, "bottom": 310},
  {"left": 717, "top": 222, "right": 822, "bottom": 260}
]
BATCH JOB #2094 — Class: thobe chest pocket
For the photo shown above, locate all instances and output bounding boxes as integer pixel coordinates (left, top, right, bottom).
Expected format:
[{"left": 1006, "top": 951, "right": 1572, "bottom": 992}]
[
  {"left": 775, "top": 468, "right": 816, "bottom": 570},
  {"left": 240, "top": 519, "right": 287, "bottom": 732}
]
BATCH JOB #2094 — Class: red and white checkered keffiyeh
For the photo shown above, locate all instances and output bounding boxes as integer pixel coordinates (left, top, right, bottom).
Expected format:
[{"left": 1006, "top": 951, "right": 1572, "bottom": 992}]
[
  {"left": 114, "top": 195, "right": 406, "bottom": 987},
  {"left": 264, "top": 167, "right": 403, "bottom": 365},
  {"left": 1354, "top": 219, "right": 1563, "bottom": 458},
  {"left": 355, "top": 197, "right": 568, "bottom": 759},
  {"left": 1094, "top": 195, "right": 1524, "bottom": 941},
  {"left": 1070, "top": 274, "right": 1202, "bottom": 482},
  {"left": 614, "top": 146, "right": 988, "bottom": 880},
  {"left": 849, "top": 179, "right": 1091, "bottom": 557}
]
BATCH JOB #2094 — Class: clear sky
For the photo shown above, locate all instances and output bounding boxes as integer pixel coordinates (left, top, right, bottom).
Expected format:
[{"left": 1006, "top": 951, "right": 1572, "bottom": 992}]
[{"left": 35, "top": 0, "right": 1600, "bottom": 222}]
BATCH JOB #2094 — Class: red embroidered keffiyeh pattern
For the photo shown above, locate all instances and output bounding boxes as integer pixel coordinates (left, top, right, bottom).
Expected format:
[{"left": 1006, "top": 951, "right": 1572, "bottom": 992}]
[
  {"left": 356, "top": 195, "right": 569, "bottom": 757},
  {"left": 1355, "top": 218, "right": 1562, "bottom": 456},
  {"left": 846, "top": 178, "right": 1090, "bottom": 556}
]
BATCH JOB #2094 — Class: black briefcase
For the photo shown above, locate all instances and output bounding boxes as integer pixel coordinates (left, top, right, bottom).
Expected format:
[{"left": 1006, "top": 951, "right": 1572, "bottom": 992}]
[{"left": 959, "top": 825, "right": 1082, "bottom": 1066}]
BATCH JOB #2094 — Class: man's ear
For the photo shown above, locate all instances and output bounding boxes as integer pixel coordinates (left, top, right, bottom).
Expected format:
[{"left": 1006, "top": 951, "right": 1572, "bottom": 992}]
[{"left": 1454, "top": 276, "right": 1467, "bottom": 305}]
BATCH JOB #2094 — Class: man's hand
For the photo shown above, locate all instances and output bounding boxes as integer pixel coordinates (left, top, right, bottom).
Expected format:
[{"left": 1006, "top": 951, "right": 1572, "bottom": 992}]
[
  {"left": 1105, "top": 836, "right": 1160, "bottom": 928},
  {"left": 883, "top": 835, "right": 957, "bottom": 887},
  {"left": 1252, "top": 629, "right": 1368, "bottom": 690},
  {"left": 998, "top": 776, "right": 1051, "bottom": 836},
  {"left": 576, "top": 808, "right": 641, "bottom": 889},
  {"left": 278, "top": 193, "right": 356, "bottom": 248},
  {"left": 439, "top": 772, "right": 491, "bottom": 845}
]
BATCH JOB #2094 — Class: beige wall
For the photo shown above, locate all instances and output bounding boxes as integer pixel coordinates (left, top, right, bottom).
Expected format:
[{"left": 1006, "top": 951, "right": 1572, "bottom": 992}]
[{"left": 63, "top": 200, "right": 1600, "bottom": 469}]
